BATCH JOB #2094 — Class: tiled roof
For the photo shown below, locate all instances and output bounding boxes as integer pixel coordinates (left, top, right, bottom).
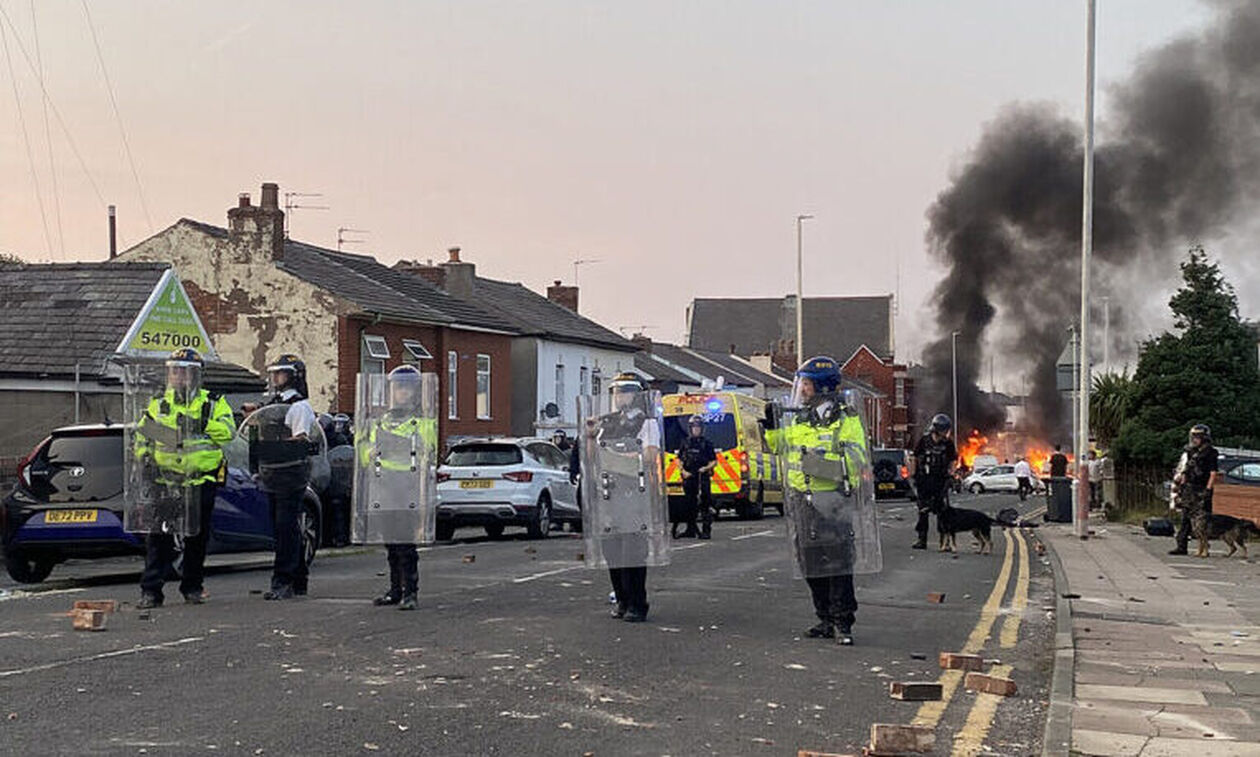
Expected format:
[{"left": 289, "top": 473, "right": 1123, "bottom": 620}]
[
  {"left": 689, "top": 348, "right": 792, "bottom": 388},
  {"left": 0, "top": 262, "right": 169, "bottom": 378},
  {"left": 644, "top": 342, "right": 756, "bottom": 388},
  {"left": 688, "top": 295, "right": 893, "bottom": 362},
  {"left": 633, "top": 351, "right": 698, "bottom": 385},
  {"left": 470, "top": 277, "right": 634, "bottom": 351}
]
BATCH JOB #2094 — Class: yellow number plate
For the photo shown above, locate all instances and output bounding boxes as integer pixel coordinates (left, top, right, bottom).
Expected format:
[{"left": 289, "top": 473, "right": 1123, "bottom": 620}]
[
  {"left": 878, "top": 483, "right": 895, "bottom": 490},
  {"left": 45, "top": 509, "right": 99, "bottom": 524},
  {"left": 459, "top": 480, "right": 493, "bottom": 490}
]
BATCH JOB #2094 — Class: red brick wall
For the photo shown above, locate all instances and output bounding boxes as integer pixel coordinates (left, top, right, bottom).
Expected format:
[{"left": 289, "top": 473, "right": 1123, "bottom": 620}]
[
  {"left": 844, "top": 347, "right": 896, "bottom": 448},
  {"left": 336, "top": 316, "right": 512, "bottom": 448},
  {"left": 1214, "top": 485, "right": 1260, "bottom": 527}
]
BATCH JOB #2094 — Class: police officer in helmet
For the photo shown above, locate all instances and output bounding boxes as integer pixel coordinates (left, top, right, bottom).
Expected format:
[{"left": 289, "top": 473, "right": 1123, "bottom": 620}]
[
  {"left": 763, "top": 357, "right": 872, "bottom": 646},
  {"left": 1169, "top": 423, "right": 1219, "bottom": 555},
  {"left": 134, "top": 349, "right": 235, "bottom": 608},
  {"left": 910, "top": 413, "right": 958, "bottom": 550},
  {"left": 361, "top": 365, "right": 437, "bottom": 611},
  {"left": 675, "top": 414, "right": 717, "bottom": 539},
  {"left": 260, "top": 353, "right": 317, "bottom": 600}
]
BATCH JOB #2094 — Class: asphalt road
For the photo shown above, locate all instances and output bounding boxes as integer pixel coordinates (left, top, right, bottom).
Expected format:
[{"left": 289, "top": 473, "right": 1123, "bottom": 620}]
[{"left": 0, "top": 492, "right": 1056, "bottom": 756}]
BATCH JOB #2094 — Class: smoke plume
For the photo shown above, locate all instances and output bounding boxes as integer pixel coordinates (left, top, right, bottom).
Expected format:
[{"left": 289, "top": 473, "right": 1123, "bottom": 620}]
[{"left": 923, "top": 0, "right": 1260, "bottom": 442}]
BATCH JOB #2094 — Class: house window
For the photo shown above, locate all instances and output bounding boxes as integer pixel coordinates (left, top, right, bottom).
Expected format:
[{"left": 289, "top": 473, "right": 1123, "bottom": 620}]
[
  {"left": 579, "top": 366, "right": 589, "bottom": 397},
  {"left": 476, "top": 354, "right": 492, "bottom": 419},
  {"left": 447, "top": 350, "right": 458, "bottom": 419},
  {"left": 894, "top": 378, "right": 905, "bottom": 408},
  {"left": 554, "top": 363, "right": 565, "bottom": 408},
  {"left": 591, "top": 371, "right": 601, "bottom": 399},
  {"left": 362, "top": 335, "right": 389, "bottom": 405},
  {"left": 402, "top": 339, "right": 432, "bottom": 363}
]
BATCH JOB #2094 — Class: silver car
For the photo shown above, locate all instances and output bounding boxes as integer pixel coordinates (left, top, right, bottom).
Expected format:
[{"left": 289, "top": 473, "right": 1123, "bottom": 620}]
[{"left": 436, "top": 438, "right": 579, "bottom": 541}]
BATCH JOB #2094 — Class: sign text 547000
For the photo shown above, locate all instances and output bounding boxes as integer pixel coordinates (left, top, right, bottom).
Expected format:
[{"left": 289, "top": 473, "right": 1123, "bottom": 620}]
[{"left": 139, "top": 332, "right": 202, "bottom": 348}]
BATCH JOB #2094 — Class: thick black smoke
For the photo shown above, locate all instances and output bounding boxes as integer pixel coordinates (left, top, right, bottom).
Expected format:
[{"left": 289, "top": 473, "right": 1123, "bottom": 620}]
[{"left": 922, "top": 0, "right": 1260, "bottom": 442}]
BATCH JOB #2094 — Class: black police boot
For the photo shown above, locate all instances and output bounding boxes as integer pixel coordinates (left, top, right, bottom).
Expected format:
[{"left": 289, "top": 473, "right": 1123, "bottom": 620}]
[
  {"left": 182, "top": 590, "right": 207, "bottom": 605},
  {"left": 373, "top": 591, "right": 401, "bottom": 606},
  {"left": 836, "top": 625, "right": 854, "bottom": 646},
  {"left": 611, "top": 601, "right": 628, "bottom": 619},
  {"left": 137, "top": 593, "right": 163, "bottom": 610},
  {"left": 397, "top": 593, "right": 417, "bottom": 611},
  {"left": 806, "top": 621, "right": 835, "bottom": 639},
  {"left": 263, "top": 585, "right": 295, "bottom": 601},
  {"left": 911, "top": 538, "right": 927, "bottom": 550},
  {"left": 1168, "top": 546, "right": 1188, "bottom": 555},
  {"left": 624, "top": 604, "right": 649, "bottom": 623}
]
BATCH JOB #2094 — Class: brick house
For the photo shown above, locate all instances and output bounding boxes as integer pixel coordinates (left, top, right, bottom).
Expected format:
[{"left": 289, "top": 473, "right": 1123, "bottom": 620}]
[
  {"left": 842, "top": 345, "right": 915, "bottom": 449},
  {"left": 117, "top": 183, "right": 518, "bottom": 447}
]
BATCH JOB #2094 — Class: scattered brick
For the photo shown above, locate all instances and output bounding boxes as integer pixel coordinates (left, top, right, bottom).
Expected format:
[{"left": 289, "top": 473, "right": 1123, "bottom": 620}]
[
  {"left": 71, "top": 608, "right": 107, "bottom": 631},
  {"left": 964, "top": 672, "right": 1017, "bottom": 696},
  {"left": 462, "top": 554, "right": 476, "bottom": 564},
  {"left": 72, "top": 599, "right": 117, "bottom": 614},
  {"left": 799, "top": 751, "right": 858, "bottom": 757},
  {"left": 889, "top": 681, "right": 943, "bottom": 701},
  {"left": 938, "top": 652, "right": 985, "bottom": 671},
  {"left": 869, "top": 723, "right": 934, "bottom": 754},
  {"left": 926, "top": 592, "right": 946, "bottom": 604}
]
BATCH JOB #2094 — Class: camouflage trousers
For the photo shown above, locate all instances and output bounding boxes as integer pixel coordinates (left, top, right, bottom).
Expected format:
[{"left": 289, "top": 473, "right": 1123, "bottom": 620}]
[{"left": 1174, "top": 487, "right": 1211, "bottom": 550}]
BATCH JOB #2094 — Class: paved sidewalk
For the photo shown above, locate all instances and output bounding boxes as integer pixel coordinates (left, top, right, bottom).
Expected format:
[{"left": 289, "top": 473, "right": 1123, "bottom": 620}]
[{"left": 1043, "top": 519, "right": 1260, "bottom": 756}]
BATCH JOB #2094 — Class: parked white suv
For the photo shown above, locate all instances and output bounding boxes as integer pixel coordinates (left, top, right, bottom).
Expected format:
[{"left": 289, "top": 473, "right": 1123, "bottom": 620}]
[
  {"left": 436, "top": 438, "right": 579, "bottom": 541},
  {"left": 963, "top": 464, "right": 1046, "bottom": 494}
]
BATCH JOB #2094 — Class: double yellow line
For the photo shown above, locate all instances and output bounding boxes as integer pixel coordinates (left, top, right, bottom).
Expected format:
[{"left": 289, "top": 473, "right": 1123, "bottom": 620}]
[{"left": 910, "top": 527, "right": 1032, "bottom": 756}]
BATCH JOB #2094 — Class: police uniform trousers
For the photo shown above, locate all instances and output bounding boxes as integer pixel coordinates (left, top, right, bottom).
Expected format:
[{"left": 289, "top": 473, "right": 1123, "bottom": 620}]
[
  {"left": 384, "top": 543, "right": 420, "bottom": 598},
  {"left": 604, "top": 533, "right": 649, "bottom": 612},
  {"left": 1174, "top": 486, "right": 1212, "bottom": 551},
  {"left": 270, "top": 487, "right": 309, "bottom": 592},
  {"left": 805, "top": 574, "right": 857, "bottom": 629},
  {"left": 679, "top": 473, "right": 711, "bottom": 537},
  {"left": 915, "top": 479, "right": 950, "bottom": 542},
  {"left": 140, "top": 483, "right": 217, "bottom": 600}
]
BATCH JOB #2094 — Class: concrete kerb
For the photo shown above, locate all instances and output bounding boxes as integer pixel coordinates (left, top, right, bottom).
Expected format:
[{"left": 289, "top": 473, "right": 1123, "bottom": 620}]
[{"left": 1039, "top": 528, "right": 1076, "bottom": 757}]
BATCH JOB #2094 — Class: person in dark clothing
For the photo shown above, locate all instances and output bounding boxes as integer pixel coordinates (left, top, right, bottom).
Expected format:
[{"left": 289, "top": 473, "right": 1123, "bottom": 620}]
[
  {"left": 675, "top": 415, "right": 718, "bottom": 539},
  {"left": 910, "top": 414, "right": 958, "bottom": 550},
  {"left": 1170, "top": 424, "right": 1219, "bottom": 555},
  {"left": 1048, "top": 445, "right": 1069, "bottom": 478}
]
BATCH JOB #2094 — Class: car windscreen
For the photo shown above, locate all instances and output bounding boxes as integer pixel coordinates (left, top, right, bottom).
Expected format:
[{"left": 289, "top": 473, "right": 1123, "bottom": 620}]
[
  {"left": 41, "top": 433, "right": 124, "bottom": 503},
  {"left": 663, "top": 414, "right": 738, "bottom": 453},
  {"left": 872, "top": 450, "right": 906, "bottom": 465},
  {"left": 445, "top": 444, "right": 523, "bottom": 467}
]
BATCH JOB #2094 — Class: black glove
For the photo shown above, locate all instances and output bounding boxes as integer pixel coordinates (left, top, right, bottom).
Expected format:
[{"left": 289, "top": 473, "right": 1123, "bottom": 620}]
[
  {"left": 761, "top": 404, "right": 777, "bottom": 431},
  {"left": 569, "top": 474, "right": 579, "bottom": 486}
]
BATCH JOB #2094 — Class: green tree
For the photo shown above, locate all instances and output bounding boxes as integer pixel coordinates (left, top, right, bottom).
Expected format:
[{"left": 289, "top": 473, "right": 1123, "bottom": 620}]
[
  {"left": 1113, "top": 247, "right": 1260, "bottom": 464},
  {"left": 1090, "top": 370, "right": 1133, "bottom": 448}
]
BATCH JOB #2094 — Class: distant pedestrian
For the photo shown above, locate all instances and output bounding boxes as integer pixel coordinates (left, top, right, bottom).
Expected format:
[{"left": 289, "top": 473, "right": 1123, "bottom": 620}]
[
  {"left": 1087, "top": 450, "right": 1102, "bottom": 509},
  {"left": 1013, "top": 456, "right": 1034, "bottom": 502},
  {"left": 1169, "top": 424, "right": 1218, "bottom": 556},
  {"left": 1049, "top": 445, "right": 1069, "bottom": 478},
  {"left": 551, "top": 429, "right": 571, "bottom": 452}
]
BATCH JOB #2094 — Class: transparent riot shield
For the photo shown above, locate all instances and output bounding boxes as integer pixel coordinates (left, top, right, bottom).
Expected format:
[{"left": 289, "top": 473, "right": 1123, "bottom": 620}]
[
  {"left": 351, "top": 372, "right": 439, "bottom": 545},
  {"left": 122, "top": 363, "right": 202, "bottom": 536},
  {"left": 770, "top": 392, "right": 881, "bottom": 578},
  {"left": 577, "top": 391, "right": 670, "bottom": 569},
  {"left": 238, "top": 403, "right": 327, "bottom": 495}
]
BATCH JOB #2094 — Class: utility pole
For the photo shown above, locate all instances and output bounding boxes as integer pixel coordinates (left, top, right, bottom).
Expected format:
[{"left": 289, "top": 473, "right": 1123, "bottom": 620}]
[
  {"left": 337, "top": 227, "right": 369, "bottom": 251},
  {"left": 951, "top": 330, "right": 960, "bottom": 439},
  {"left": 795, "top": 214, "right": 813, "bottom": 367},
  {"left": 1102, "top": 296, "right": 1110, "bottom": 375},
  {"left": 1076, "top": 0, "right": 1097, "bottom": 539}
]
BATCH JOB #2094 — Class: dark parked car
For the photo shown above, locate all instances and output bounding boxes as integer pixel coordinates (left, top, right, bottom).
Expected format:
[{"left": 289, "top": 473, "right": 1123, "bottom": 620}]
[
  {"left": 1, "top": 423, "right": 324, "bottom": 584},
  {"left": 872, "top": 448, "right": 916, "bottom": 500}
]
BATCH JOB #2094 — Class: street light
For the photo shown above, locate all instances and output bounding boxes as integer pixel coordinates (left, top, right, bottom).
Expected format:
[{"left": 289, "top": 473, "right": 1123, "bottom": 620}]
[
  {"left": 951, "top": 330, "right": 960, "bottom": 439},
  {"left": 795, "top": 214, "right": 813, "bottom": 367},
  {"left": 1076, "top": 0, "right": 1097, "bottom": 540}
]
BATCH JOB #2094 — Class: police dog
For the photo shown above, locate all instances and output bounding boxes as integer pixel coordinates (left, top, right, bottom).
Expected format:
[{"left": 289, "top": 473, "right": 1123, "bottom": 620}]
[
  {"left": 938, "top": 505, "right": 996, "bottom": 555},
  {"left": 1194, "top": 513, "right": 1260, "bottom": 558}
]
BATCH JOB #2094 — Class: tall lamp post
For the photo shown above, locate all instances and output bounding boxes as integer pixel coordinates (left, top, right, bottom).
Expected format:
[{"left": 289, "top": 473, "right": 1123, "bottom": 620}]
[
  {"left": 1076, "top": 0, "right": 1097, "bottom": 540},
  {"left": 795, "top": 214, "right": 813, "bottom": 367},
  {"left": 951, "top": 330, "right": 960, "bottom": 439}
]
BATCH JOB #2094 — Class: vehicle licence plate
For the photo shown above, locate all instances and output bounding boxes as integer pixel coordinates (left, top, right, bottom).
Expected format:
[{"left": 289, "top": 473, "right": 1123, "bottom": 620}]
[
  {"left": 459, "top": 480, "right": 493, "bottom": 490},
  {"left": 45, "top": 509, "right": 98, "bottom": 524},
  {"left": 878, "top": 483, "right": 895, "bottom": 491}
]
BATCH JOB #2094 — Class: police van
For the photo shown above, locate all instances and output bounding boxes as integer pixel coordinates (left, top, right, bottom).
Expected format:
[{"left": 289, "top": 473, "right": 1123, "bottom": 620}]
[{"left": 661, "top": 392, "right": 784, "bottom": 519}]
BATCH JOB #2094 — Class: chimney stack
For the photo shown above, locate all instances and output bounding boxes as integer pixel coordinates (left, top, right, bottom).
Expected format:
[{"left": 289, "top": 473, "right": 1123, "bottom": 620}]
[
  {"left": 107, "top": 205, "right": 117, "bottom": 259},
  {"left": 227, "top": 184, "right": 285, "bottom": 261},
  {"left": 440, "top": 246, "right": 475, "bottom": 300},
  {"left": 630, "top": 333, "right": 652, "bottom": 352},
  {"left": 547, "top": 280, "right": 579, "bottom": 313}
]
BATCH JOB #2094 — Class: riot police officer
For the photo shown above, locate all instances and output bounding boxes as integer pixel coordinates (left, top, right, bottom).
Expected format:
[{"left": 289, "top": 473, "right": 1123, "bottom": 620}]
[
  {"left": 1169, "top": 423, "right": 1219, "bottom": 555},
  {"left": 133, "top": 349, "right": 235, "bottom": 608},
  {"left": 260, "top": 353, "right": 317, "bottom": 600},
  {"left": 763, "top": 357, "right": 878, "bottom": 646},
  {"left": 357, "top": 365, "right": 438, "bottom": 611},
  {"left": 910, "top": 414, "right": 958, "bottom": 550},
  {"left": 579, "top": 372, "right": 666, "bottom": 623},
  {"left": 675, "top": 414, "right": 717, "bottom": 539}
]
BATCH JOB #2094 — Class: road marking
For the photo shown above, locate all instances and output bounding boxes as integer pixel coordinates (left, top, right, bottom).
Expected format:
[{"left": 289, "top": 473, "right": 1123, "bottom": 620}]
[
  {"left": 672, "top": 542, "right": 710, "bottom": 552},
  {"left": 0, "top": 636, "right": 205, "bottom": 678},
  {"left": 952, "top": 528, "right": 1031, "bottom": 755},
  {"left": 511, "top": 565, "right": 585, "bottom": 584},
  {"left": 730, "top": 529, "right": 775, "bottom": 541},
  {"left": 913, "top": 528, "right": 1015, "bottom": 730},
  {"left": 0, "top": 587, "right": 86, "bottom": 603}
]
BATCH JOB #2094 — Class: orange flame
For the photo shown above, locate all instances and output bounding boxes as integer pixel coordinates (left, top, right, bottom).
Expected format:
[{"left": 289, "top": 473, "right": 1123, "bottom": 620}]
[{"left": 958, "top": 430, "right": 988, "bottom": 467}]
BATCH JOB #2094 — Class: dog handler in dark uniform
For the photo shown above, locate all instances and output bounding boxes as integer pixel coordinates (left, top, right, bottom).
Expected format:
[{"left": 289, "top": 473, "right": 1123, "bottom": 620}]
[
  {"left": 1169, "top": 423, "right": 1219, "bottom": 556},
  {"left": 910, "top": 414, "right": 958, "bottom": 550}
]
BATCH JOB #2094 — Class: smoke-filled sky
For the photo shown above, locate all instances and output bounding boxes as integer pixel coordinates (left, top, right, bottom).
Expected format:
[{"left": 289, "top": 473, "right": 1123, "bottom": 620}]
[{"left": 0, "top": 0, "right": 1250, "bottom": 374}]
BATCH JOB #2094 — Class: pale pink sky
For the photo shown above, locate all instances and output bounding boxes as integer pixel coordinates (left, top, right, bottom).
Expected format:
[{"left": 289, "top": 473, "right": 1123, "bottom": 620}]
[{"left": 0, "top": 1, "right": 1221, "bottom": 363}]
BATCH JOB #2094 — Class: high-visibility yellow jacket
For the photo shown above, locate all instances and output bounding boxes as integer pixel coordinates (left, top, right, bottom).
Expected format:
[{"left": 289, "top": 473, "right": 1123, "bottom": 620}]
[
  {"left": 358, "top": 415, "right": 438, "bottom": 472},
  {"left": 764, "top": 405, "right": 867, "bottom": 492},
  {"left": 135, "top": 388, "right": 235, "bottom": 487}
]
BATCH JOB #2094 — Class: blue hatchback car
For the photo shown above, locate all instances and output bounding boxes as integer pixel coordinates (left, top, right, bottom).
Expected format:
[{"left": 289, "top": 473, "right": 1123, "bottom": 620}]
[{"left": 1, "top": 423, "right": 324, "bottom": 584}]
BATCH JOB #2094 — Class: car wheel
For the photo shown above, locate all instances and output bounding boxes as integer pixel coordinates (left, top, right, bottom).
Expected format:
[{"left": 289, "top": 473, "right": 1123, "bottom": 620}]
[
  {"left": 4, "top": 550, "right": 57, "bottom": 584},
  {"left": 484, "top": 524, "right": 505, "bottom": 539},
  {"left": 435, "top": 522, "right": 455, "bottom": 542},
  {"left": 300, "top": 494, "right": 322, "bottom": 569},
  {"left": 969, "top": 483, "right": 984, "bottom": 494},
  {"left": 526, "top": 495, "right": 552, "bottom": 540}
]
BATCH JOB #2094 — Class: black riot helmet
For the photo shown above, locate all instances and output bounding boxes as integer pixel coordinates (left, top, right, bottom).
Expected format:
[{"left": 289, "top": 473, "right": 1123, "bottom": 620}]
[
  {"left": 1189, "top": 423, "right": 1211, "bottom": 445},
  {"left": 931, "top": 413, "right": 953, "bottom": 435},
  {"left": 267, "top": 353, "right": 309, "bottom": 400}
]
